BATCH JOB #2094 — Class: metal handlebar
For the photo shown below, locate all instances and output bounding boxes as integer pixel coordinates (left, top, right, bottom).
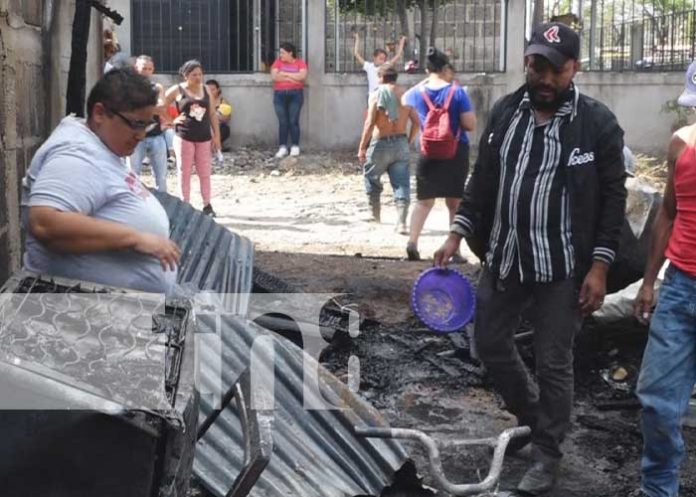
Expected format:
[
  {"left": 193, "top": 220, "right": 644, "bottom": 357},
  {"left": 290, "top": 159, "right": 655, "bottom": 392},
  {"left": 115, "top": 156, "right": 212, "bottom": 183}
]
[{"left": 355, "top": 425, "right": 531, "bottom": 496}]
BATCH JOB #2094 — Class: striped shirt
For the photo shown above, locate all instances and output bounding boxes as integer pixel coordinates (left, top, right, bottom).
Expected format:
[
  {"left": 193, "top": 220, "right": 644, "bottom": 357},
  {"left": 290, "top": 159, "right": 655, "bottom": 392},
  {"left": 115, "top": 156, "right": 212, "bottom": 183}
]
[{"left": 484, "top": 90, "right": 576, "bottom": 283}]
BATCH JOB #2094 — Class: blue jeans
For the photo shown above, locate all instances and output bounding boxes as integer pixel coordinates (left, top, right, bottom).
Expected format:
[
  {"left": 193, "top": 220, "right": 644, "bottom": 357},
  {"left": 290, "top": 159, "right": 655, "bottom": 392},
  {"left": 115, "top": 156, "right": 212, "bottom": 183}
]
[
  {"left": 637, "top": 264, "right": 696, "bottom": 497},
  {"left": 363, "top": 135, "right": 411, "bottom": 203},
  {"left": 131, "top": 134, "right": 168, "bottom": 192},
  {"left": 164, "top": 128, "right": 175, "bottom": 149},
  {"left": 273, "top": 89, "right": 304, "bottom": 147}
]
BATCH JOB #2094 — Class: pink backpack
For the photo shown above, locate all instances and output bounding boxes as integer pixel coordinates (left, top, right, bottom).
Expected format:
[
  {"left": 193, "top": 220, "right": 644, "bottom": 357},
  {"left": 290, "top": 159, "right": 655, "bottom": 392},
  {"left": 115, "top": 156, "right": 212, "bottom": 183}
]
[{"left": 419, "top": 84, "right": 460, "bottom": 160}]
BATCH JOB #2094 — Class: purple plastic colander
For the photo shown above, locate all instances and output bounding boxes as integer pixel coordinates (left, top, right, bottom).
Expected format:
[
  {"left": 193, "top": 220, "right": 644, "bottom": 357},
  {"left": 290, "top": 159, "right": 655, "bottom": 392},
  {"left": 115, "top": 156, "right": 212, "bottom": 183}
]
[{"left": 411, "top": 267, "right": 476, "bottom": 333}]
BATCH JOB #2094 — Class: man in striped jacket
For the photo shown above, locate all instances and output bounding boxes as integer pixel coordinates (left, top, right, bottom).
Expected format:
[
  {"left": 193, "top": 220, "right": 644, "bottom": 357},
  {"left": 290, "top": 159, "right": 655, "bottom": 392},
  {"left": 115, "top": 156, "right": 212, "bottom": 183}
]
[{"left": 435, "top": 22, "right": 626, "bottom": 496}]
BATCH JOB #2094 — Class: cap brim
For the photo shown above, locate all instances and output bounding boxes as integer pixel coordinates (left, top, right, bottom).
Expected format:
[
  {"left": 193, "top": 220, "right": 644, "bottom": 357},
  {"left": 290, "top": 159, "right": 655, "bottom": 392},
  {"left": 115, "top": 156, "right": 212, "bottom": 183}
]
[
  {"left": 677, "top": 89, "right": 696, "bottom": 107},
  {"left": 524, "top": 44, "right": 569, "bottom": 69}
]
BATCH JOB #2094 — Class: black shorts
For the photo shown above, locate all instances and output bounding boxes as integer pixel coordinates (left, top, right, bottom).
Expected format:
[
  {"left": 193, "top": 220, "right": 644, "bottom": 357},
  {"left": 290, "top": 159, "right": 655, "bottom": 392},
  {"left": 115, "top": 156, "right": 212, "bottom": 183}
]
[{"left": 415, "top": 142, "right": 470, "bottom": 200}]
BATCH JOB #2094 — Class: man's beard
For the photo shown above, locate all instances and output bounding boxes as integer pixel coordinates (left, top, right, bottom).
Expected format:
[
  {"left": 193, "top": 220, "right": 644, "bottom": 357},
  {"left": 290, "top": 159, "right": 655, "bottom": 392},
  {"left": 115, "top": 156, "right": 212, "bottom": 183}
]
[{"left": 527, "top": 79, "right": 573, "bottom": 111}]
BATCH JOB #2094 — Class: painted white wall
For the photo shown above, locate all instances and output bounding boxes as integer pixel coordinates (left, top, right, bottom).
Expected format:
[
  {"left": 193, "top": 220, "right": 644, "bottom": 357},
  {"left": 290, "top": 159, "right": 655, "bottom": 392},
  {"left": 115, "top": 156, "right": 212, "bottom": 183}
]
[{"left": 576, "top": 72, "right": 684, "bottom": 155}]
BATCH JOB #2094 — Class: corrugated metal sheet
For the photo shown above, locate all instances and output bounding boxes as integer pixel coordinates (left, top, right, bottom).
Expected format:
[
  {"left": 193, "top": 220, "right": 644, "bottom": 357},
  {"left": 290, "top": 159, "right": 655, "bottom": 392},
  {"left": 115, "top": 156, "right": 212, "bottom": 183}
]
[
  {"left": 152, "top": 194, "right": 410, "bottom": 496},
  {"left": 194, "top": 314, "right": 410, "bottom": 497},
  {"left": 153, "top": 192, "right": 254, "bottom": 314}
]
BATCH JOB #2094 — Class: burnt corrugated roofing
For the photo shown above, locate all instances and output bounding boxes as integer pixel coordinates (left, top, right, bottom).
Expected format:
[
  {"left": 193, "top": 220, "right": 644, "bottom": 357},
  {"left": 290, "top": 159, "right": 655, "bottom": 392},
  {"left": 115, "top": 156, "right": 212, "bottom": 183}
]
[
  {"left": 194, "top": 314, "right": 410, "bottom": 497},
  {"left": 153, "top": 191, "right": 253, "bottom": 314},
  {"left": 153, "top": 194, "right": 411, "bottom": 496}
]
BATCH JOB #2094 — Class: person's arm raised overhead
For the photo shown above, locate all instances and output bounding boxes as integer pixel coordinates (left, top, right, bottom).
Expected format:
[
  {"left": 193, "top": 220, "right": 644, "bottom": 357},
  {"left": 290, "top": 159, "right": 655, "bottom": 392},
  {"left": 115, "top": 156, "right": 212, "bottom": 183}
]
[
  {"left": 353, "top": 31, "right": 366, "bottom": 66},
  {"left": 389, "top": 36, "right": 408, "bottom": 66}
]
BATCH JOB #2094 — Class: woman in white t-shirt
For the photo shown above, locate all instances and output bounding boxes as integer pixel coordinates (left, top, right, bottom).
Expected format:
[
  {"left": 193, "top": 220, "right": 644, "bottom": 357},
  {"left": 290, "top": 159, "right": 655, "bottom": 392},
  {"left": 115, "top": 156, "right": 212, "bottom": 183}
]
[{"left": 21, "top": 69, "right": 180, "bottom": 294}]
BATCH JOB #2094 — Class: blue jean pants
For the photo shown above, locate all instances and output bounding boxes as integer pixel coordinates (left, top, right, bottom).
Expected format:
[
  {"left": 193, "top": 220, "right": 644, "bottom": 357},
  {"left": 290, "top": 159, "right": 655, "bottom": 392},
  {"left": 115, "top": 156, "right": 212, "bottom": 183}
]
[
  {"left": 637, "top": 263, "right": 696, "bottom": 497},
  {"left": 131, "top": 134, "right": 168, "bottom": 193},
  {"left": 363, "top": 135, "right": 411, "bottom": 203},
  {"left": 273, "top": 89, "right": 304, "bottom": 147}
]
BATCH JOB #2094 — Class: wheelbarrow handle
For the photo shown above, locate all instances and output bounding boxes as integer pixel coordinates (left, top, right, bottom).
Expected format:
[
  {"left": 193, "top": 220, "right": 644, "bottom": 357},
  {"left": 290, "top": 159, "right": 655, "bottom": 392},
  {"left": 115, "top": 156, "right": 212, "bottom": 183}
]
[{"left": 354, "top": 425, "right": 532, "bottom": 496}]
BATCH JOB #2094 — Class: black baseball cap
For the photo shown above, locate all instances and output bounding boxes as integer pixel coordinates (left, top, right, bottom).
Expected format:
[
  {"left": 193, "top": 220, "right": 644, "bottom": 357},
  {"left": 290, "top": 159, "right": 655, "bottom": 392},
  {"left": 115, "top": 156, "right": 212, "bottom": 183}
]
[{"left": 524, "top": 22, "right": 580, "bottom": 68}]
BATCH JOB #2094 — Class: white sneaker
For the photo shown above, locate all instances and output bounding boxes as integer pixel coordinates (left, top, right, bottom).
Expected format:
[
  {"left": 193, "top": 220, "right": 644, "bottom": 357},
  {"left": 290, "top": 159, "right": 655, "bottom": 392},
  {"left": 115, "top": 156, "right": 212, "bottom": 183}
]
[
  {"left": 290, "top": 145, "right": 300, "bottom": 157},
  {"left": 275, "top": 146, "right": 288, "bottom": 159}
]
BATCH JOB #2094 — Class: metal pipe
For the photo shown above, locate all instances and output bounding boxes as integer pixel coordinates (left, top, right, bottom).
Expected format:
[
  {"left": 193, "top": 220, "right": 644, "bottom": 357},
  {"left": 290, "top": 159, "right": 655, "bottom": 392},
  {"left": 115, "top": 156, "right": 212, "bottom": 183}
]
[{"left": 355, "top": 425, "right": 531, "bottom": 496}]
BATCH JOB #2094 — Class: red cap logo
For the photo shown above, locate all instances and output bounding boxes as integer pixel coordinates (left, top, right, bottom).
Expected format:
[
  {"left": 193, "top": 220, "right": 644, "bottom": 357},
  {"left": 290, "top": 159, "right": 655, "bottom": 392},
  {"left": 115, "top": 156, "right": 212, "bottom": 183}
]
[{"left": 544, "top": 26, "right": 561, "bottom": 43}]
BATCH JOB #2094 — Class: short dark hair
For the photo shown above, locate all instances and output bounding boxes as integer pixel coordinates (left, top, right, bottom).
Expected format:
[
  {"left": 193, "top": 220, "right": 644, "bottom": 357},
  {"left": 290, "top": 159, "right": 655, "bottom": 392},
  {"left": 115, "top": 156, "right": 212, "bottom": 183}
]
[
  {"left": 179, "top": 59, "right": 203, "bottom": 78},
  {"left": 279, "top": 42, "right": 297, "bottom": 58},
  {"left": 378, "top": 64, "right": 398, "bottom": 83},
  {"left": 205, "top": 79, "right": 221, "bottom": 90},
  {"left": 373, "top": 48, "right": 388, "bottom": 59},
  {"left": 425, "top": 47, "right": 450, "bottom": 73},
  {"left": 86, "top": 68, "right": 158, "bottom": 119}
]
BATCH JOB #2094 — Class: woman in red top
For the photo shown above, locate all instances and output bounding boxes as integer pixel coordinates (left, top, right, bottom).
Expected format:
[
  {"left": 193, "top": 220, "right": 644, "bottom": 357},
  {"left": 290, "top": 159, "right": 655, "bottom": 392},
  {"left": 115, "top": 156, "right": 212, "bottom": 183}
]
[
  {"left": 271, "top": 43, "right": 308, "bottom": 158},
  {"left": 163, "top": 60, "right": 220, "bottom": 217}
]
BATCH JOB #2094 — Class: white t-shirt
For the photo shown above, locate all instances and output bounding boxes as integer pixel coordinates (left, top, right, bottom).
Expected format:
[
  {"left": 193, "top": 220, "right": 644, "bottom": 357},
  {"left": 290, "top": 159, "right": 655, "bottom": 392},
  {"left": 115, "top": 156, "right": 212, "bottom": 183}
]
[
  {"left": 363, "top": 61, "right": 379, "bottom": 94},
  {"left": 21, "top": 116, "right": 177, "bottom": 294}
]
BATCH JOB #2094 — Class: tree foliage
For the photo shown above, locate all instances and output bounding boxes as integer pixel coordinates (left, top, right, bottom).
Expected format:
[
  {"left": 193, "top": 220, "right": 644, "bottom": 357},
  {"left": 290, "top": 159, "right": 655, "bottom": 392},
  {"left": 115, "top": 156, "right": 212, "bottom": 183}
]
[{"left": 334, "top": 0, "right": 456, "bottom": 65}]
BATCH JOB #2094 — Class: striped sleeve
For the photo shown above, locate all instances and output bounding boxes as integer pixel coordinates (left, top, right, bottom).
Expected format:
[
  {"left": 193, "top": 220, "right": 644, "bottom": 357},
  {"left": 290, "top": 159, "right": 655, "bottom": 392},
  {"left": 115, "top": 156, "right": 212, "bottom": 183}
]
[
  {"left": 451, "top": 214, "right": 474, "bottom": 238},
  {"left": 592, "top": 246, "right": 616, "bottom": 265}
]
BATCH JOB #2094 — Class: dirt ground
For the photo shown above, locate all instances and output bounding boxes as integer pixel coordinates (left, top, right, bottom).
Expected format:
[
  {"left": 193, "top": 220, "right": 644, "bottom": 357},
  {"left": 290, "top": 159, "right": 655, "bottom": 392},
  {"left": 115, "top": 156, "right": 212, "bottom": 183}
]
[{"left": 142, "top": 149, "right": 696, "bottom": 497}]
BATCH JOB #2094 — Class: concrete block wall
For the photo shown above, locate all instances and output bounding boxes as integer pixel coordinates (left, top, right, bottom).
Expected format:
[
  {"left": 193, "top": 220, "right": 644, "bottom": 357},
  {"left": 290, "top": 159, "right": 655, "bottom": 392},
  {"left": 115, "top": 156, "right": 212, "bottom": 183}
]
[
  {"left": 0, "top": 0, "right": 45, "bottom": 284},
  {"left": 0, "top": 0, "right": 101, "bottom": 285}
]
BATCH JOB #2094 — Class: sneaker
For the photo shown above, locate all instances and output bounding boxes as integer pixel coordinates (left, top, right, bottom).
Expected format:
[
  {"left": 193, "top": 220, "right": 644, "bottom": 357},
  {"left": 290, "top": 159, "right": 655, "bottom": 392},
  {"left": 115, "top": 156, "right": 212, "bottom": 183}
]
[
  {"left": 406, "top": 242, "right": 420, "bottom": 261},
  {"left": 517, "top": 459, "right": 560, "bottom": 496},
  {"left": 290, "top": 145, "right": 300, "bottom": 157},
  {"left": 275, "top": 146, "right": 288, "bottom": 159},
  {"left": 202, "top": 204, "right": 216, "bottom": 217}
]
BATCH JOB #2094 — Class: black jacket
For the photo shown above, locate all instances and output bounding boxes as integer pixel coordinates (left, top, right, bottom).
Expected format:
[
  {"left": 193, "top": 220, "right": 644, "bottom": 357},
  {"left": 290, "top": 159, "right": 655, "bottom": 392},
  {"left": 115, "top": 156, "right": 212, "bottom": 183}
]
[{"left": 453, "top": 84, "right": 627, "bottom": 282}]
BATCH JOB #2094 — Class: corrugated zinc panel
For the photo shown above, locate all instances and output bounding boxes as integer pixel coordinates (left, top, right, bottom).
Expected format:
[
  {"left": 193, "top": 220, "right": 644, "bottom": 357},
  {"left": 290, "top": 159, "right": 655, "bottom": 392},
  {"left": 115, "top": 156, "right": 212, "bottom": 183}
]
[
  {"left": 153, "top": 192, "right": 254, "bottom": 315},
  {"left": 194, "top": 314, "right": 410, "bottom": 497}
]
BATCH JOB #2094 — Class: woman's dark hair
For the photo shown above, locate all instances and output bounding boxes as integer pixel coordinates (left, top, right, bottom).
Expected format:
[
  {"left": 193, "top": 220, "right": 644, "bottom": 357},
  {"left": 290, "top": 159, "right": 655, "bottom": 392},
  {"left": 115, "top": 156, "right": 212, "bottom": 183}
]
[
  {"left": 205, "top": 79, "right": 221, "bottom": 90},
  {"left": 86, "top": 68, "right": 158, "bottom": 119},
  {"left": 425, "top": 47, "right": 450, "bottom": 73},
  {"left": 279, "top": 42, "right": 297, "bottom": 58},
  {"left": 179, "top": 59, "right": 203, "bottom": 78}
]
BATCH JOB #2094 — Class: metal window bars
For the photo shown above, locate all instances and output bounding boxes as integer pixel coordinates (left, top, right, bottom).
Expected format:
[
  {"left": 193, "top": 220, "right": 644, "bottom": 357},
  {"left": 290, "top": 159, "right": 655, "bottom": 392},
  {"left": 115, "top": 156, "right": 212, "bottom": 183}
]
[
  {"left": 535, "top": 0, "right": 696, "bottom": 71},
  {"left": 131, "top": 0, "right": 305, "bottom": 73}
]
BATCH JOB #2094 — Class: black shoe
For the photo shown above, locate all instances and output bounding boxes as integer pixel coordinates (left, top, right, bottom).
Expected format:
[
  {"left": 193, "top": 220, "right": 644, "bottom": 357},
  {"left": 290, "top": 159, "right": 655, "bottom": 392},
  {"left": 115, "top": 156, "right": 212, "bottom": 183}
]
[
  {"left": 406, "top": 242, "right": 420, "bottom": 261},
  {"left": 203, "top": 204, "right": 216, "bottom": 217}
]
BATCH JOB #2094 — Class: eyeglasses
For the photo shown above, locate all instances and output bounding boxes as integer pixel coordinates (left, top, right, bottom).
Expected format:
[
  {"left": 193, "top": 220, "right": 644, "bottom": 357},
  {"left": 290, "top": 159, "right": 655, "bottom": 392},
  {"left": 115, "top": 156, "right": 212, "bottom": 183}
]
[{"left": 109, "top": 108, "right": 158, "bottom": 132}]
